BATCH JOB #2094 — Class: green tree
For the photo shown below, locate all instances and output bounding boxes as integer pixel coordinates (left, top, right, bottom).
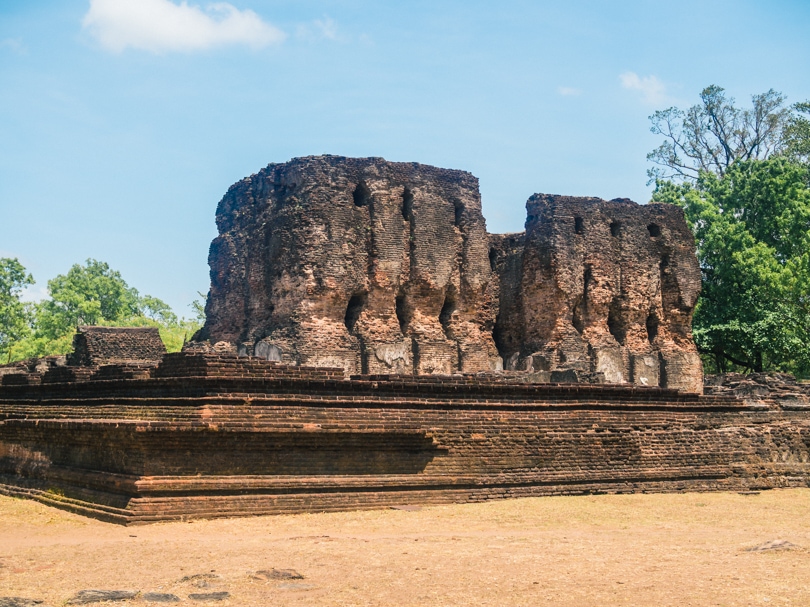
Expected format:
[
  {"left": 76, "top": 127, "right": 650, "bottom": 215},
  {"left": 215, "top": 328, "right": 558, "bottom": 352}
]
[
  {"left": 35, "top": 259, "right": 142, "bottom": 341},
  {"left": 647, "top": 85, "right": 796, "bottom": 183},
  {"left": 15, "top": 259, "right": 180, "bottom": 358},
  {"left": 190, "top": 291, "right": 207, "bottom": 324},
  {"left": 652, "top": 158, "right": 810, "bottom": 375},
  {"left": 0, "top": 258, "right": 34, "bottom": 362},
  {"left": 140, "top": 295, "right": 178, "bottom": 326},
  {"left": 785, "top": 101, "right": 810, "bottom": 166}
]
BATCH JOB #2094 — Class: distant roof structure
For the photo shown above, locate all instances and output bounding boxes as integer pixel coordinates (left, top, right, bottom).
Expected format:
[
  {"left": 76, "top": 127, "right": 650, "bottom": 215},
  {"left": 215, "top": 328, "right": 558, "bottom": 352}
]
[{"left": 66, "top": 326, "right": 166, "bottom": 367}]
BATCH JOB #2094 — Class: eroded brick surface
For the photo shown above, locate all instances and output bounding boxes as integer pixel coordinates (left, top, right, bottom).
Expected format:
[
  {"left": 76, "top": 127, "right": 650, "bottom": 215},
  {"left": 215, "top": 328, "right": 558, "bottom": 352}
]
[
  {"left": 67, "top": 326, "right": 166, "bottom": 367},
  {"left": 197, "top": 156, "right": 500, "bottom": 376},
  {"left": 493, "top": 195, "right": 703, "bottom": 393},
  {"left": 197, "top": 158, "right": 702, "bottom": 390}
]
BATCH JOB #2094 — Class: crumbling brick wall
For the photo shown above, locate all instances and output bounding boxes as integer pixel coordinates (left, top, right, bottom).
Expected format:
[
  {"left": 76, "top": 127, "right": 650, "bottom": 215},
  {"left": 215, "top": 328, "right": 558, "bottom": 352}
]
[
  {"left": 493, "top": 195, "right": 703, "bottom": 393},
  {"left": 196, "top": 157, "right": 703, "bottom": 391},
  {"left": 67, "top": 326, "right": 166, "bottom": 366},
  {"left": 197, "top": 155, "right": 501, "bottom": 375},
  {"left": 0, "top": 356, "right": 807, "bottom": 523}
]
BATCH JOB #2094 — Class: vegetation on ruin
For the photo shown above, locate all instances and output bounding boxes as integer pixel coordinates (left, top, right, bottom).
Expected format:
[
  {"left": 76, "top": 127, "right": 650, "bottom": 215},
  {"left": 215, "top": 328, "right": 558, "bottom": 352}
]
[
  {"left": 651, "top": 86, "right": 810, "bottom": 376},
  {"left": 0, "top": 258, "right": 203, "bottom": 363}
]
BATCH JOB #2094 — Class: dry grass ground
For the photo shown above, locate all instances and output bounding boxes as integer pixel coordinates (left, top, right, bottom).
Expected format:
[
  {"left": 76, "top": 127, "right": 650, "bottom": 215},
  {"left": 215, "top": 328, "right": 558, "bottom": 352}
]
[{"left": 1, "top": 489, "right": 809, "bottom": 606}]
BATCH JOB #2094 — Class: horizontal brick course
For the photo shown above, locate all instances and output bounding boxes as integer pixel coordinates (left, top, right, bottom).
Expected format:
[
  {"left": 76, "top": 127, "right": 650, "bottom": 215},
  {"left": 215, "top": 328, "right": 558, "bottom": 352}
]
[{"left": 0, "top": 354, "right": 807, "bottom": 525}]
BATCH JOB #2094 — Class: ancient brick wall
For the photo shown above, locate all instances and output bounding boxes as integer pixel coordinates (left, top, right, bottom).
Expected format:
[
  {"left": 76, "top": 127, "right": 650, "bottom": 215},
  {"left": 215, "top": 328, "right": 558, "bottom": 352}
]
[
  {"left": 67, "top": 326, "right": 166, "bottom": 366},
  {"left": 0, "top": 355, "right": 807, "bottom": 524},
  {"left": 196, "top": 157, "right": 703, "bottom": 391},
  {"left": 198, "top": 156, "right": 501, "bottom": 375},
  {"left": 493, "top": 195, "right": 703, "bottom": 393}
]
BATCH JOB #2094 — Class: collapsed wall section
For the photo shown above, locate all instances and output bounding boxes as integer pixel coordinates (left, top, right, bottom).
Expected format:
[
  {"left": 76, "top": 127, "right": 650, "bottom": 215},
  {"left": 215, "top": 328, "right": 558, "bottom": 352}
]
[
  {"left": 198, "top": 155, "right": 501, "bottom": 375},
  {"left": 493, "top": 195, "right": 703, "bottom": 392}
]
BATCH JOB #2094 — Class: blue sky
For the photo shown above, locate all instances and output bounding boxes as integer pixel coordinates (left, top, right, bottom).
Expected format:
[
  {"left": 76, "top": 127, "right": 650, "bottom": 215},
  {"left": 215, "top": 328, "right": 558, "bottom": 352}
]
[{"left": 2, "top": 0, "right": 809, "bottom": 315}]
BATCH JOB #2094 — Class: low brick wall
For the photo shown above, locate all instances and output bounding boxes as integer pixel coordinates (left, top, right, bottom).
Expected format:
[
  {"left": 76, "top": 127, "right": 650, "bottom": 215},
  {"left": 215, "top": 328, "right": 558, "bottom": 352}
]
[{"left": 0, "top": 355, "right": 808, "bottom": 524}]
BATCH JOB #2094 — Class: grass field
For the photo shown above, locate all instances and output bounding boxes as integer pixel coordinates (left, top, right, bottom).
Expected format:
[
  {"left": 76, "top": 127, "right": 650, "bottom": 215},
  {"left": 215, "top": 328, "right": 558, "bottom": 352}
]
[{"left": 1, "top": 489, "right": 809, "bottom": 606}]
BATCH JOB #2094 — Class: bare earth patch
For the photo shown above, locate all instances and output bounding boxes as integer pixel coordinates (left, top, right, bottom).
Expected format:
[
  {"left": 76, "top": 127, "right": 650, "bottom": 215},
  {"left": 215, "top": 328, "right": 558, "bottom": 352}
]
[{"left": 1, "top": 490, "right": 809, "bottom": 606}]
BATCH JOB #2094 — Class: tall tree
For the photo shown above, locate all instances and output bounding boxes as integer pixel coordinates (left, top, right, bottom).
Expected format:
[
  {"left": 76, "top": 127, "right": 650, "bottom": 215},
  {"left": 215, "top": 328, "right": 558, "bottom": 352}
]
[
  {"left": 785, "top": 101, "right": 810, "bottom": 166},
  {"left": 652, "top": 158, "right": 810, "bottom": 375},
  {"left": 0, "top": 258, "right": 34, "bottom": 362},
  {"left": 647, "top": 86, "right": 794, "bottom": 183},
  {"left": 35, "top": 259, "right": 143, "bottom": 341}
]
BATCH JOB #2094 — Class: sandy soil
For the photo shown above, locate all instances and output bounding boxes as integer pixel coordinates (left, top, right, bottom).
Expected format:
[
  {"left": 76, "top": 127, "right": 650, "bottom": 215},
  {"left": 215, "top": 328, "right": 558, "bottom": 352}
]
[{"left": 1, "top": 490, "right": 809, "bottom": 606}]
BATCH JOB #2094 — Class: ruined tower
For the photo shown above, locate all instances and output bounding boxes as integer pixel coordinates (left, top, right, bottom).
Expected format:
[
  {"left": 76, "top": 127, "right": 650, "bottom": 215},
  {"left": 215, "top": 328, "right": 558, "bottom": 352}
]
[
  {"left": 197, "top": 157, "right": 703, "bottom": 392},
  {"left": 197, "top": 155, "right": 502, "bottom": 375},
  {"left": 491, "top": 195, "right": 703, "bottom": 393}
]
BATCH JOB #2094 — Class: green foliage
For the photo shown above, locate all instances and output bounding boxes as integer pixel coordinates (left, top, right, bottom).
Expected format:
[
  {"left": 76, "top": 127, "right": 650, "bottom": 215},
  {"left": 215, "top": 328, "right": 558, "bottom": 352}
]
[
  {"left": 35, "top": 259, "right": 142, "bottom": 340},
  {"left": 3, "top": 258, "right": 203, "bottom": 361},
  {"left": 647, "top": 85, "right": 804, "bottom": 183},
  {"left": 785, "top": 102, "right": 810, "bottom": 166},
  {"left": 139, "top": 295, "right": 178, "bottom": 326},
  {"left": 190, "top": 291, "right": 208, "bottom": 324},
  {"left": 0, "top": 258, "right": 34, "bottom": 363},
  {"left": 652, "top": 158, "right": 810, "bottom": 375}
]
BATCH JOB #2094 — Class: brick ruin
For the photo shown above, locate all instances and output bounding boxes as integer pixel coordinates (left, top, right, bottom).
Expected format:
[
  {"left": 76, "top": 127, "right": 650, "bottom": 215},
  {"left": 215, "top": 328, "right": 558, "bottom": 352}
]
[
  {"left": 67, "top": 326, "right": 165, "bottom": 367},
  {"left": 1, "top": 326, "right": 165, "bottom": 386},
  {"left": 0, "top": 351, "right": 808, "bottom": 524},
  {"left": 0, "top": 156, "right": 807, "bottom": 524},
  {"left": 492, "top": 195, "right": 703, "bottom": 393},
  {"left": 196, "top": 156, "right": 702, "bottom": 391},
  {"left": 197, "top": 156, "right": 500, "bottom": 375}
]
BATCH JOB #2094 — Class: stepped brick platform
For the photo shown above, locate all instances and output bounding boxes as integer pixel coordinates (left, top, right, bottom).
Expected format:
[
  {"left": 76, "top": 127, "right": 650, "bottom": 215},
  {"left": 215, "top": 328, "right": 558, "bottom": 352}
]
[{"left": 1, "top": 353, "right": 809, "bottom": 525}]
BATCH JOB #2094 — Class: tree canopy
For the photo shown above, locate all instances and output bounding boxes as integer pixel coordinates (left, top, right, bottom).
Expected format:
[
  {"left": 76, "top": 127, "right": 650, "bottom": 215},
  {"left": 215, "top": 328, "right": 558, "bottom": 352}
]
[
  {"left": 647, "top": 85, "right": 808, "bottom": 183},
  {"left": 1, "top": 258, "right": 200, "bottom": 362},
  {"left": 652, "top": 158, "right": 810, "bottom": 375},
  {"left": 0, "top": 258, "right": 34, "bottom": 363},
  {"left": 785, "top": 101, "right": 810, "bottom": 166}
]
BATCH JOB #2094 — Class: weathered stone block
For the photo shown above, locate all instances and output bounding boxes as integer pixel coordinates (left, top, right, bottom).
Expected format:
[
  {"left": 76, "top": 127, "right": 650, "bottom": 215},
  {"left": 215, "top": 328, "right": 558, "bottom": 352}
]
[
  {"left": 631, "top": 353, "right": 660, "bottom": 387},
  {"left": 592, "top": 346, "right": 626, "bottom": 384},
  {"left": 660, "top": 350, "right": 703, "bottom": 393}
]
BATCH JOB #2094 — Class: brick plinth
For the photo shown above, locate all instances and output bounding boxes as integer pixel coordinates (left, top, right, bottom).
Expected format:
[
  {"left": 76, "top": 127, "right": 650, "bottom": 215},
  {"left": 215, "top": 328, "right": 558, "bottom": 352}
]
[{"left": 0, "top": 356, "right": 808, "bottom": 524}]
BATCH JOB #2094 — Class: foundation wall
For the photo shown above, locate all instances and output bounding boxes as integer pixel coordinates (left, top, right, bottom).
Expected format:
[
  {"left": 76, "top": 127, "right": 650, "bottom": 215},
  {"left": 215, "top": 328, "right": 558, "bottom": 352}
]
[{"left": 0, "top": 357, "right": 807, "bottom": 524}]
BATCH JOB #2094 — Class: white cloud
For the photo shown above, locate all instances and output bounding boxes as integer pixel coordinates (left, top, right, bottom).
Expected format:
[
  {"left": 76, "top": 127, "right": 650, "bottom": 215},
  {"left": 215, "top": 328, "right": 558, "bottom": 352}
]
[
  {"left": 314, "top": 17, "right": 339, "bottom": 41},
  {"left": 82, "top": 0, "right": 285, "bottom": 54},
  {"left": 557, "top": 86, "right": 581, "bottom": 97},
  {"left": 619, "top": 71, "right": 667, "bottom": 105}
]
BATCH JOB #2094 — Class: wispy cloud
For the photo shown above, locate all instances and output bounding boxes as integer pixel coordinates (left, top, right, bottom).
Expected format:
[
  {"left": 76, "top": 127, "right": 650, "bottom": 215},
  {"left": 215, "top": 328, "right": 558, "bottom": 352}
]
[
  {"left": 1, "top": 37, "right": 27, "bottom": 55},
  {"left": 296, "top": 16, "right": 344, "bottom": 42},
  {"left": 82, "top": 0, "right": 285, "bottom": 54},
  {"left": 557, "top": 86, "right": 582, "bottom": 97},
  {"left": 619, "top": 71, "right": 667, "bottom": 105}
]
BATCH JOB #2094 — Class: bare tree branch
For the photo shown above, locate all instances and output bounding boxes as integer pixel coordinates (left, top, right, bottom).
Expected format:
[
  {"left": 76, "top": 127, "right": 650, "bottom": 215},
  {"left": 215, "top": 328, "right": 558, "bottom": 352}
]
[{"left": 647, "top": 85, "right": 793, "bottom": 184}]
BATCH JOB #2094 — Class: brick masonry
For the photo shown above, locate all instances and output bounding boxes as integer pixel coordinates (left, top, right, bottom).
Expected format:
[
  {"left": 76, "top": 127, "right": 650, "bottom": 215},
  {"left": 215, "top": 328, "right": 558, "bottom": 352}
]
[
  {"left": 197, "top": 157, "right": 701, "bottom": 391},
  {"left": 492, "top": 195, "right": 703, "bottom": 393},
  {"left": 67, "top": 326, "right": 166, "bottom": 366},
  {"left": 0, "top": 159, "right": 805, "bottom": 524},
  {"left": 0, "top": 353, "right": 808, "bottom": 524}
]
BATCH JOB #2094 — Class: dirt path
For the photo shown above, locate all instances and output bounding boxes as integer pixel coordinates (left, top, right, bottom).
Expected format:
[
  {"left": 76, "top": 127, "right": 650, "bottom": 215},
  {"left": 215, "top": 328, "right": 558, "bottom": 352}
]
[{"left": 1, "top": 490, "right": 809, "bottom": 606}]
